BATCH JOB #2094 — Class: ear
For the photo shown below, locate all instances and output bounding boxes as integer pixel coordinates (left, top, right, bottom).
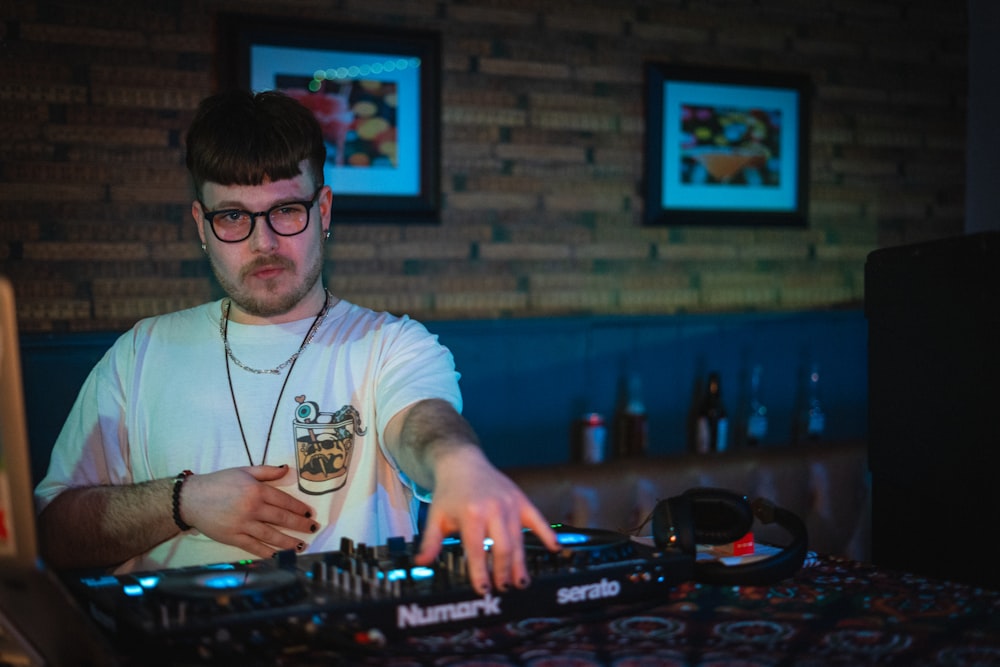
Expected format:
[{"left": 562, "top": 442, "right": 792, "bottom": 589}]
[
  {"left": 318, "top": 185, "right": 333, "bottom": 235},
  {"left": 192, "top": 201, "right": 207, "bottom": 245}
]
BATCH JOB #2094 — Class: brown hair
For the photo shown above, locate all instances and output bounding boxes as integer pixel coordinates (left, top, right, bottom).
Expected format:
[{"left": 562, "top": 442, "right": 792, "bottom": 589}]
[{"left": 185, "top": 89, "right": 326, "bottom": 199}]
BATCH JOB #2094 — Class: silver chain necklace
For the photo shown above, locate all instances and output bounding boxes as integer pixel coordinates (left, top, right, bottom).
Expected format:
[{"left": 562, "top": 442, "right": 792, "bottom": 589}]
[
  {"left": 221, "top": 291, "right": 332, "bottom": 466},
  {"left": 220, "top": 292, "right": 332, "bottom": 375}
]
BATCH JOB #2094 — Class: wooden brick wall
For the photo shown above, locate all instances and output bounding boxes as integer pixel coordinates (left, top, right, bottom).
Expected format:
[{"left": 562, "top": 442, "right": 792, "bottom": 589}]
[{"left": 0, "top": 0, "right": 968, "bottom": 332}]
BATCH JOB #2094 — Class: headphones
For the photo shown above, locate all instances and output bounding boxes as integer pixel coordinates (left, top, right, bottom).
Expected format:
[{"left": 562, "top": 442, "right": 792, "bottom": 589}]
[{"left": 652, "top": 487, "right": 808, "bottom": 586}]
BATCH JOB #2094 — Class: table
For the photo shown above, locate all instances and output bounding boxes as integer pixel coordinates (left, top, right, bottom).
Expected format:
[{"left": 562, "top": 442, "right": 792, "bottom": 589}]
[
  {"left": 71, "top": 549, "right": 1000, "bottom": 666},
  {"left": 321, "top": 552, "right": 1000, "bottom": 667}
]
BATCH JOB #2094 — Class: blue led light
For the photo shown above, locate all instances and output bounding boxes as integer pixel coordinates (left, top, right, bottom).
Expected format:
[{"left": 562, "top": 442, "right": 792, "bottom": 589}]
[
  {"left": 198, "top": 574, "right": 247, "bottom": 590},
  {"left": 137, "top": 576, "right": 159, "bottom": 589},
  {"left": 557, "top": 532, "right": 590, "bottom": 546},
  {"left": 441, "top": 535, "right": 494, "bottom": 549},
  {"left": 123, "top": 584, "right": 144, "bottom": 597},
  {"left": 380, "top": 566, "right": 435, "bottom": 582},
  {"left": 81, "top": 575, "right": 119, "bottom": 588}
]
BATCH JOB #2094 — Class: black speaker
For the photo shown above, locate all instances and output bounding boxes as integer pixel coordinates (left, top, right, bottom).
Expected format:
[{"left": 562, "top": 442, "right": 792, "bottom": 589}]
[
  {"left": 866, "top": 232, "right": 1000, "bottom": 588},
  {"left": 652, "top": 488, "right": 808, "bottom": 585}
]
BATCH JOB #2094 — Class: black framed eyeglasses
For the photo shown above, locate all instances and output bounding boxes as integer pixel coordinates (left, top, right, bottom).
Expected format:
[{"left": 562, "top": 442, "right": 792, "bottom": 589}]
[{"left": 200, "top": 189, "right": 322, "bottom": 243}]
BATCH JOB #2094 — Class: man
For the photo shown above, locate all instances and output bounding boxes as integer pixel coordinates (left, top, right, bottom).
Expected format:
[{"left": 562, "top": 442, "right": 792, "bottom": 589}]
[{"left": 34, "top": 89, "right": 558, "bottom": 596}]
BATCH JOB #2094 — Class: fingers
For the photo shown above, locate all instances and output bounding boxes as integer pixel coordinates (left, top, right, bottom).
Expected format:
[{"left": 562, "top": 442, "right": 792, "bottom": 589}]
[
  {"left": 229, "top": 516, "right": 313, "bottom": 559},
  {"left": 256, "top": 483, "right": 317, "bottom": 527},
  {"left": 460, "top": 520, "right": 491, "bottom": 595},
  {"left": 247, "top": 463, "right": 293, "bottom": 482},
  {"left": 413, "top": 514, "right": 445, "bottom": 567},
  {"left": 254, "top": 493, "right": 319, "bottom": 535},
  {"left": 232, "top": 525, "right": 306, "bottom": 560},
  {"left": 417, "top": 497, "right": 548, "bottom": 596},
  {"left": 480, "top": 510, "right": 527, "bottom": 593},
  {"left": 521, "top": 503, "right": 560, "bottom": 553},
  {"left": 240, "top": 485, "right": 319, "bottom": 553},
  {"left": 413, "top": 505, "right": 494, "bottom": 596},
  {"left": 484, "top": 498, "right": 559, "bottom": 592},
  {"left": 184, "top": 468, "right": 319, "bottom": 556}
]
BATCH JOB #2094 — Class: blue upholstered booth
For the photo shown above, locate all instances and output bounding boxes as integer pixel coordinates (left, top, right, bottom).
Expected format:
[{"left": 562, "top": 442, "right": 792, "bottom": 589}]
[{"left": 21, "top": 308, "right": 867, "bottom": 483}]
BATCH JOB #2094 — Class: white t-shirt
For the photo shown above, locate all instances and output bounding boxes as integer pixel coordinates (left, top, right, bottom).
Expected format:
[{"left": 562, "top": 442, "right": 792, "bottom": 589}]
[{"left": 35, "top": 298, "right": 462, "bottom": 573}]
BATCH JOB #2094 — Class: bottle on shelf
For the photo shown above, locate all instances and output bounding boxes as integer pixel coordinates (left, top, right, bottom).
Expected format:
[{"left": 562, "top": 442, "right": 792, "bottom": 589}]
[
  {"left": 613, "top": 372, "right": 648, "bottom": 458},
  {"left": 803, "top": 363, "right": 826, "bottom": 441},
  {"left": 694, "top": 371, "right": 728, "bottom": 453},
  {"left": 745, "top": 364, "right": 768, "bottom": 446},
  {"left": 571, "top": 412, "right": 607, "bottom": 464}
]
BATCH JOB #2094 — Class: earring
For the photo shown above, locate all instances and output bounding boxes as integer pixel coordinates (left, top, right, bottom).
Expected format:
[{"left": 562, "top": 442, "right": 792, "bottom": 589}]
[
  {"left": 201, "top": 243, "right": 207, "bottom": 253},
  {"left": 324, "top": 230, "right": 331, "bottom": 241}
]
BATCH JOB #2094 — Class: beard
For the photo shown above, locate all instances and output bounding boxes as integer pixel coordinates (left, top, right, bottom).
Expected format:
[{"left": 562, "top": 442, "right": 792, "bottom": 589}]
[{"left": 210, "top": 252, "right": 324, "bottom": 318}]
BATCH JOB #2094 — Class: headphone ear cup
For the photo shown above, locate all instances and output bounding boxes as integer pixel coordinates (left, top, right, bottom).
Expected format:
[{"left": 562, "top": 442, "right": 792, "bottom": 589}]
[
  {"left": 652, "top": 494, "right": 695, "bottom": 553},
  {"left": 652, "top": 487, "right": 749, "bottom": 553},
  {"left": 683, "top": 488, "right": 754, "bottom": 545},
  {"left": 695, "top": 501, "right": 809, "bottom": 586}
]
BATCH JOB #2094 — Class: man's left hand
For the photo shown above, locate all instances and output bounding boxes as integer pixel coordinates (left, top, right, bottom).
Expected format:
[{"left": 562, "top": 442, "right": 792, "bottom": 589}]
[{"left": 412, "top": 446, "right": 559, "bottom": 595}]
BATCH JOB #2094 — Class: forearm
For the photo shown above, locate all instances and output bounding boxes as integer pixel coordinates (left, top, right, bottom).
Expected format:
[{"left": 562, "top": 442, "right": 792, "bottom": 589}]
[
  {"left": 37, "top": 480, "right": 179, "bottom": 570},
  {"left": 390, "top": 398, "right": 482, "bottom": 491}
]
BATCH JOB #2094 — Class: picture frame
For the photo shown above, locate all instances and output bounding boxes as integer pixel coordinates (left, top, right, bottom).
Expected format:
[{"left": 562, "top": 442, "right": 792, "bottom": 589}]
[
  {"left": 643, "top": 63, "right": 810, "bottom": 227},
  {"left": 218, "top": 14, "right": 441, "bottom": 224}
]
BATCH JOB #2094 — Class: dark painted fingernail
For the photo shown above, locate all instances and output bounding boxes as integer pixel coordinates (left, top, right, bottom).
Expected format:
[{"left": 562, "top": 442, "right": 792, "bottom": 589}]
[
  {"left": 310, "top": 523, "right": 318, "bottom": 533},
  {"left": 296, "top": 542, "right": 305, "bottom": 551},
  {"left": 518, "top": 577, "right": 530, "bottom": 589},
  {"left": 304, "top": 511, "right": 312, "bottom": 519}
]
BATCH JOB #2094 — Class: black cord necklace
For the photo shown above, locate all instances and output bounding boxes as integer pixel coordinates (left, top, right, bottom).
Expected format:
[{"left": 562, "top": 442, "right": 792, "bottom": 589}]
[{"left": 221, "top": 292, "right": 331, "bottom": 466}]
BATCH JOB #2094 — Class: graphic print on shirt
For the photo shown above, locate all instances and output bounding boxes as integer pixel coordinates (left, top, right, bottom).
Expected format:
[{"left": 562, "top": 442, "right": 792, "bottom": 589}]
[{"left": 292, "top": 395, "right": 367, "bottom": 495}]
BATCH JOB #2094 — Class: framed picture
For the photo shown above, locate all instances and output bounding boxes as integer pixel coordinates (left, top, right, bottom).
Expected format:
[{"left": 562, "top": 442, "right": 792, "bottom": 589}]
[
  {"left": 218, "top": 15, "right": 441, "bottom": 223},
  {"left": 643, "top": 63, "right": 810, "bottom": 227}
]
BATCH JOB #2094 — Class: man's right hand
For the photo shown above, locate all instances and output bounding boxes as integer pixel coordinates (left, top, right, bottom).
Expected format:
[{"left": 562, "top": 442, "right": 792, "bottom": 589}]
[
  {"left": 180, "top": 465, "right": 319, "bottom": 559},
  {"left": 39, "top": 465, "right": 318, "bottom": 570}
]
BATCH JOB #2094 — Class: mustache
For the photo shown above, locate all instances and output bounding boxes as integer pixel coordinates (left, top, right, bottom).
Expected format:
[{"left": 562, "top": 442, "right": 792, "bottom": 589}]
[{"left": 240, "top": 256, "right": 293, "bottom": 279}]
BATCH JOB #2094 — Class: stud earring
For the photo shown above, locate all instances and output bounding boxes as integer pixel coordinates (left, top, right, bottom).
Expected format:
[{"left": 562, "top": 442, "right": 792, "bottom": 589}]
[
  {"left": 324, "top": 230, "right": 331, "bottom": 240},
  {"left": 201, "top": 243, "right": 207, "bottom": 253}
]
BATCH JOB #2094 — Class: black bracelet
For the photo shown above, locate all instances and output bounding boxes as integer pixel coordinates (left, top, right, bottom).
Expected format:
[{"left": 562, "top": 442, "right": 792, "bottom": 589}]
[{"left": 172, "top": 470, "right": 193, "bottom": 532}]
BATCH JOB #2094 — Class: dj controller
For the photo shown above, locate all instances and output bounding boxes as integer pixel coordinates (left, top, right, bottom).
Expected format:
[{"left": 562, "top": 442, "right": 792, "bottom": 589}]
[{"left": 69, "top": 526, "right": 694, "bottom": 663}]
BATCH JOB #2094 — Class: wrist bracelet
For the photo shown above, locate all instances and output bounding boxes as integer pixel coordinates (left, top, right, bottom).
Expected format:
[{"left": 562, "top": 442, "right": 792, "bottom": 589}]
[{"left": 172, "top": 470, "right": 194, "bottom": 532}]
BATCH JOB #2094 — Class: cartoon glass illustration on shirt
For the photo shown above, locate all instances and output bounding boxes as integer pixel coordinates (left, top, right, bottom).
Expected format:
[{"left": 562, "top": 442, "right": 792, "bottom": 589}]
[{"left": 293, "top": 395, "right": 366, "bottom": 495}]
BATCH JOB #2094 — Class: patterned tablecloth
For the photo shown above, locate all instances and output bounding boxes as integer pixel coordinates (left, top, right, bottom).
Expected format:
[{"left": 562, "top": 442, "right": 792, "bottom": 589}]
[{"left": 312, "top": 553, "right": 1000, "bottom": 667}]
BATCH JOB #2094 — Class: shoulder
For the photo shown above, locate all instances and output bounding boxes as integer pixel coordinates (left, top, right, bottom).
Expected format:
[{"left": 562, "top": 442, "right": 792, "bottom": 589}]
[
  {"left": 328, "top": 298, "right": 431, "bottom": 337},
  {"left": 324, "top": 299, "right": 449, "bottom": 363},
  {"left": 133, "top": 300, "right": 219, "bottom": 333},
  {"left": 112, "top": 301, "right": 221, "bottom": 353}
]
